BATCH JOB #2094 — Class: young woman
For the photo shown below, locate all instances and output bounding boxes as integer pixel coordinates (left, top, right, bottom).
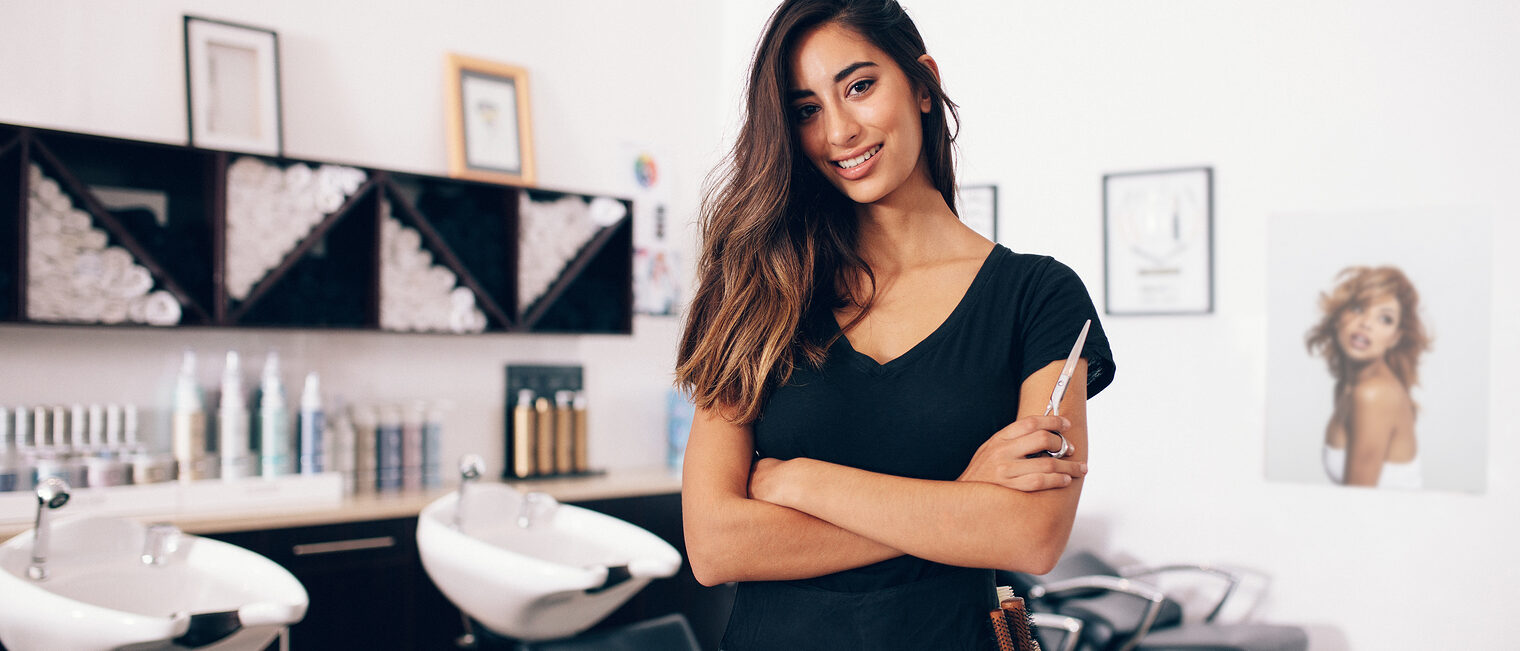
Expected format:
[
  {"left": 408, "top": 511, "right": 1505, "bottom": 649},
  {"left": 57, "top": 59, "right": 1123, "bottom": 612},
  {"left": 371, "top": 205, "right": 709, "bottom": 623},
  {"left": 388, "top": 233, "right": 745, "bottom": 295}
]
[
  {"left": 1306, "top": 266, "right": 1429, "bottom": 489},
  {"left": 676, "top": 1, "right": 1116, "bottom": 648}
]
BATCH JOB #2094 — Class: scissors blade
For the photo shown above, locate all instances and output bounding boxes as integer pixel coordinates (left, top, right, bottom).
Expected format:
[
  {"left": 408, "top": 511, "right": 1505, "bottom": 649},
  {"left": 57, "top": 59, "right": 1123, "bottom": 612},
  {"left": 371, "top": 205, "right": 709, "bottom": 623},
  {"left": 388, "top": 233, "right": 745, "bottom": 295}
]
[{"left": 1044, "top": 319, "right": 1092, "bottom": 416}]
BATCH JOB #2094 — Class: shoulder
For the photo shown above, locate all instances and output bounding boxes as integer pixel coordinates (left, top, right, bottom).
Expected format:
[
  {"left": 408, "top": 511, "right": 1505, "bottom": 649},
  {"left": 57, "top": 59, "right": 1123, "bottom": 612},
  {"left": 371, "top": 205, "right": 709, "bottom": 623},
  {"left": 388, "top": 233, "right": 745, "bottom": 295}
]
[{"left": 1351, "top": 375, "right": 1409, "bottom": 410}]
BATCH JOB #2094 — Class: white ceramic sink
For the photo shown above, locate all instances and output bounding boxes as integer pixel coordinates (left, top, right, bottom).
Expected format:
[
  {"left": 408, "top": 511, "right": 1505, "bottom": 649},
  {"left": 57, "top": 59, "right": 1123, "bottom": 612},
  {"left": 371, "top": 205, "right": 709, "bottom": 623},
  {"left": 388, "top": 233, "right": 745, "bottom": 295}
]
[
  {"left": 0, "top": 516, "right": 308, "bottom": 651},
  {"left": 417, "top": 483, "right": 682, "bottom": 641}
]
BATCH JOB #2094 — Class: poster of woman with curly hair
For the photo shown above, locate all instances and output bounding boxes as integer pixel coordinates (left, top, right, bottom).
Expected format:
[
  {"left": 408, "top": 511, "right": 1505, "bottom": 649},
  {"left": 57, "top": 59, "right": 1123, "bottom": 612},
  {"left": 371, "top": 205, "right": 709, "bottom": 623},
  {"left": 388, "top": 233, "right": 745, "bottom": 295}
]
[{"left": 1266, "top": 212, "right": 1490, "bottom": 493}]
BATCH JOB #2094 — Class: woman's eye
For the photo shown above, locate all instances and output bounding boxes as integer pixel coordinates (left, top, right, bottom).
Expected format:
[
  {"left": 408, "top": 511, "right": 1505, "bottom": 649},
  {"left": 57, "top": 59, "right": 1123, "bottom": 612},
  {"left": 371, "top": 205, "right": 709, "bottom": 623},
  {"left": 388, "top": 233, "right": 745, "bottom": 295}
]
[
  {"left": 794, "top": 104, "right": 819, "bottom": 121},
  {"left": 848, "top": 79, "right": 875, "bottom": 96}
]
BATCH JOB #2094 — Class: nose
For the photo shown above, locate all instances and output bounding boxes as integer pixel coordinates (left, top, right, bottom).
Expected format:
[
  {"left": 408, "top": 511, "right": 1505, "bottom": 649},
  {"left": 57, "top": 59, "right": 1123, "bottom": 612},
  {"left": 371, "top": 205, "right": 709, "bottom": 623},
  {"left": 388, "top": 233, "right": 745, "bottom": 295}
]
[{"left": 823, "top": 106, "right": 859, "bottom": 147}]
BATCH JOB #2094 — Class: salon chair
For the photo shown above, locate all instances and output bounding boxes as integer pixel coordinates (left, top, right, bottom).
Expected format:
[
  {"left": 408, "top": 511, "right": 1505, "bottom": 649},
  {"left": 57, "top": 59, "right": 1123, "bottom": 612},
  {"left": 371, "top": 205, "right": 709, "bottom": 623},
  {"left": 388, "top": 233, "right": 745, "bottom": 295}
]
[{"left": 999, "top": 551, "right": 1309, "bottom": 651}]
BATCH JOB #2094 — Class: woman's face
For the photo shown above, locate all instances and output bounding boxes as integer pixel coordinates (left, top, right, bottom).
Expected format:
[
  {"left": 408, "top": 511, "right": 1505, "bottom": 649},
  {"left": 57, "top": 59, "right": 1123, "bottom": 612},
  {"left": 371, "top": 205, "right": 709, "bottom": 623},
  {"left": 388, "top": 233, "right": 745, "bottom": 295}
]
[
  {"left": 788, "top": 22, "right": 932, "bottom": 205},
  {"left": 1336, "top": 292, "right": 1402, "bottom": 363}
]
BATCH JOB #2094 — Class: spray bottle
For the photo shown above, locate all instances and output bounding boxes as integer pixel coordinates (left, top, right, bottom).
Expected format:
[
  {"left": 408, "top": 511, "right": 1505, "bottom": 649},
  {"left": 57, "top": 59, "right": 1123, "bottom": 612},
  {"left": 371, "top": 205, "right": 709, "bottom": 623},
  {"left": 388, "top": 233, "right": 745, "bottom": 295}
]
[
  {"left": 257, "top": 351, "right": 293, "bottom": 476},
  {"left": 172, "top": 350, "right": 210, "bottom": 481},
  {"left": 298, "top": 371, "right": 325, "bottom": 474},
  {"left": 219, "top": 351, "right": 253, "bottom": 479}
]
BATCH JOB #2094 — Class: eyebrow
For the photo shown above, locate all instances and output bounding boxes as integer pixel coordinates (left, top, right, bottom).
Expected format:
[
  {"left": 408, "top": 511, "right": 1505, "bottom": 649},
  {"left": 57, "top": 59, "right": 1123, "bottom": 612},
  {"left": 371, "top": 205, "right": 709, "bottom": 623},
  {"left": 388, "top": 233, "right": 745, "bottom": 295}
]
[{"left": 787, "top": 61, "right": 880, "bottom": 101}]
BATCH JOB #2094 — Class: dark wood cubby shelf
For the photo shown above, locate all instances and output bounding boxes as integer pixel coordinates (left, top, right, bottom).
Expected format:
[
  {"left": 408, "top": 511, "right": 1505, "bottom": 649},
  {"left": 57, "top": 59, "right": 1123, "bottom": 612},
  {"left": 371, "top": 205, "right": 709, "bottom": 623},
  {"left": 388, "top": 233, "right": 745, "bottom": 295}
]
[{"left": 0, "top": 122, "right": 633, "bottom": 335}]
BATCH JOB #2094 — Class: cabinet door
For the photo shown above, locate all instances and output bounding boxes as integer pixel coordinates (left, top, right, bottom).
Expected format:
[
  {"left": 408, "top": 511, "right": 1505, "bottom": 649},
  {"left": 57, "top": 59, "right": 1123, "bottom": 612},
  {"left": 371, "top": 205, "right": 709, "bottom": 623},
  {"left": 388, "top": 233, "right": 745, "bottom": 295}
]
[{"left": 208, "top": 518, "right": 460, "bottom": 651}]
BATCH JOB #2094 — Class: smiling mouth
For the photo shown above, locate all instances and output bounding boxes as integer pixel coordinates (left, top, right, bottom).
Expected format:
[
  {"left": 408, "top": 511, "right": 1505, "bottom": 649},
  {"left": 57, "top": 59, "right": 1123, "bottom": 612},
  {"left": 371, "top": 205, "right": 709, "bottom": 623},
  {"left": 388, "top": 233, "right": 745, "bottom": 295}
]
[
  {"left": 1348, "top": 334, "right": 1370, "bottom": 349},
  {"left": 833, "top": 144, "right": 881, "bottom": 170}
]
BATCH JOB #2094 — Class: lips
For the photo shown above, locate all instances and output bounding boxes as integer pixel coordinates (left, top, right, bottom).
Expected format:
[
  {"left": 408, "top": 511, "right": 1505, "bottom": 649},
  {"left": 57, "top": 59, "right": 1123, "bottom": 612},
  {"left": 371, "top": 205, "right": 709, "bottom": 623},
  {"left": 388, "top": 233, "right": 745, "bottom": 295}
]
[
  {"left": 830, "top": 144, "right": 881, "bottom": 181},
  {"left": 1348, "top": 333, "right": 1370, "bottom": 350},
  {"left": 833, "top": 144, "right": 881, "bottom": 170}
]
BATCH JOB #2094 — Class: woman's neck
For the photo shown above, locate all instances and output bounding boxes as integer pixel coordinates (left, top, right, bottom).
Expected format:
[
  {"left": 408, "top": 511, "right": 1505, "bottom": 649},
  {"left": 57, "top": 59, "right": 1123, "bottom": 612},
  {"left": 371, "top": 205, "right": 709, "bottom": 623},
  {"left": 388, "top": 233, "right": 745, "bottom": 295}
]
[
  {"left": 852, "top": 168, "right": 967, "bottom": 273},
  {"left": 1348, "top": 357, "right": 1395, "bottom": 386}
]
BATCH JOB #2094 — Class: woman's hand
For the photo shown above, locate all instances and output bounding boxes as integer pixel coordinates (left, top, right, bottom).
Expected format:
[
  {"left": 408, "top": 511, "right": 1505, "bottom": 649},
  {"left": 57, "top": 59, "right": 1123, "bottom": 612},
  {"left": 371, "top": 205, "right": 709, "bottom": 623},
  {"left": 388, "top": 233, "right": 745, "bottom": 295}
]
[
  {"left": 957, "top": 415, "right": 1087, "bottom": 491},
  {"left": 748, "top": 457, "right": 788, "bottom": 503}
]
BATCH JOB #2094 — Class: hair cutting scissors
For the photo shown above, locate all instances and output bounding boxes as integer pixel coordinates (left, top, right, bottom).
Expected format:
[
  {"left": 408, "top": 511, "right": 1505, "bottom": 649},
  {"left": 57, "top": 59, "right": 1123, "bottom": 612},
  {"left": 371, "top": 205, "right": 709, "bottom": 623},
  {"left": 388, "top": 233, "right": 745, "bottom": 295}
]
[{"left": 1043, "top": 319, "right": 1091, "bottom": 418}]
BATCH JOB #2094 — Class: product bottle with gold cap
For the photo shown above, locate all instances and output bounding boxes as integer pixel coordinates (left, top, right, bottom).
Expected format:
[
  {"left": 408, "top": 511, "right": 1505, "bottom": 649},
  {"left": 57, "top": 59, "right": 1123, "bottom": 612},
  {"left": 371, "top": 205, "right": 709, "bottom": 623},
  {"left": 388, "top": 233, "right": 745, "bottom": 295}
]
[
  {"left": 511, "top": 389, "right": 537, "bottom": 479},
  {"left": 534, "top": 397, "right": 554, "bottom": 476},
  {"left": 572, "top": 391, "right": 589, "bottom": 473},
  {"left": 554, "top": 391, "right": 574, "bottom": 475}
]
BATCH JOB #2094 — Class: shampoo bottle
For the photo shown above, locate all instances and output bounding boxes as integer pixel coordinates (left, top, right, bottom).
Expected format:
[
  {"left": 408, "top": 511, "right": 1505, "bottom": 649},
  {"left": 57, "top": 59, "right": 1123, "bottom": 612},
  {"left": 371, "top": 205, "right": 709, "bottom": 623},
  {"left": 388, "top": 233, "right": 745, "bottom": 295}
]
[
  {"left": 376, "top": 405, "right": 403, "bottom": 491},
  {"left": 172, "top": 350, "right": 211, "bottom": 481},
  {"left": 554, "top": 391, "right": 574, "bottom": 475},
  {"left": 351, "top": 404, "right": 378, "bottom": 494},
  {"left": 218, "top": 351, "right": 253, "bottom": 479},
  {"left": 534, "top": 397, "right": 554, "bottom": 476},
  {"left": 0, "top": 406, "right": 16, "bottom": 492},
  {"left": 326, "top": 397, "right": 357, "bottom": 494},
  {"left": 13, "top": 406, "right": 35, "bottom": 490},
  {"left": 127, "top": 403, "right": 174, "bottom": 484},
  {"left": 297, "top": 372, "right": 325, "bottom": 474},
  {"left": 510, "top": 389, "right": 536, "bottom": 479},
  {"left": 257, "top": 351, "right": 293, "bottom": 476},
  {"left": 421, "top": 405, "right": 443, "bottom": 489},
  {"left": 401, "top": 402, "right": 423, "bottom": 491},
  {"left": 572, "top": 391, "right": 589, "bottom": 473}
]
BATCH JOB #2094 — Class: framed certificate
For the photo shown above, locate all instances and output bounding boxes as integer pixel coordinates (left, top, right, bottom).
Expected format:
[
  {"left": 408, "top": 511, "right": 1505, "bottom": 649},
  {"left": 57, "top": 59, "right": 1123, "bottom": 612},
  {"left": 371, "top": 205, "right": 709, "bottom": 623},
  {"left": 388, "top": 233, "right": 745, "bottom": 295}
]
[
  {"left": 445, "top": 54, "right": 536, "bottom": 185},
  {"left": 184, "top": 15, "right": 283, "bottom": 156},
  {"left": 1102, "top": 167, "right": 1213, "bottom": 315}
]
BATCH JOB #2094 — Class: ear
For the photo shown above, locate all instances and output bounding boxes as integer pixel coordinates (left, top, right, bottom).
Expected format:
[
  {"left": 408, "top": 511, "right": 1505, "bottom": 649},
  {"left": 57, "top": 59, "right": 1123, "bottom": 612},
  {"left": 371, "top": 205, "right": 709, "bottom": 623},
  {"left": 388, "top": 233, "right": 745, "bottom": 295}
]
[{"left": 916, "top": 54, "right": 941, "bottom": 113}]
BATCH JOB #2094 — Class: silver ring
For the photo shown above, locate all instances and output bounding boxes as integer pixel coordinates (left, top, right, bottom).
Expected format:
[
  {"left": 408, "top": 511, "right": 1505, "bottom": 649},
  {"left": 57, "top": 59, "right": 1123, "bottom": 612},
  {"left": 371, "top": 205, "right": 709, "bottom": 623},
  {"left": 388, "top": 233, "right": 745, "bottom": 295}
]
[{"left": 1051, "top": 433, "right": 1074, "bottom": 459}]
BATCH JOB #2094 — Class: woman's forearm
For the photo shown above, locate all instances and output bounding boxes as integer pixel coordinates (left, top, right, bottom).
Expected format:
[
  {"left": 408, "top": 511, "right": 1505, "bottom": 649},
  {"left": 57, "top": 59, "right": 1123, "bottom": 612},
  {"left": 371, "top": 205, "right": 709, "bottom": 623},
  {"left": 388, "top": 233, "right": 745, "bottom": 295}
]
[
  {"left": 682, "top": 488, "right": 902, "bottom": 586},
  {"left": 756, "top": 458, "right": 1079, "bottom": 574}
]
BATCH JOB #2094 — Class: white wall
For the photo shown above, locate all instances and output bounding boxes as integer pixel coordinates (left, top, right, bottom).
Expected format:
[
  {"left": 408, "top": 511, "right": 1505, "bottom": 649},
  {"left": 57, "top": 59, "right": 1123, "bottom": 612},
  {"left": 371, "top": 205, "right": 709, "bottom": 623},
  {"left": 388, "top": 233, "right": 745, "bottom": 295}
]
[
  {"left": 719, "top": 1, "right": 1520, "bottom": 649},
  {"left": 5, "top": 1, "right": 1518, "bottom": 649},
  {"left": 0, "top": 1, "right": 723, "bottom": 475}
]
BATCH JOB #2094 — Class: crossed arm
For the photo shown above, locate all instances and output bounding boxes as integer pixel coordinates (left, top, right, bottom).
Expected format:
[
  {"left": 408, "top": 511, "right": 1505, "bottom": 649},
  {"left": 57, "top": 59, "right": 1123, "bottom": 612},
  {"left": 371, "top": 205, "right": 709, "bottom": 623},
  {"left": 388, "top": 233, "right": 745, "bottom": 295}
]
[{"left": 681, "top": 359, "right": 1090, "bottom": 587}]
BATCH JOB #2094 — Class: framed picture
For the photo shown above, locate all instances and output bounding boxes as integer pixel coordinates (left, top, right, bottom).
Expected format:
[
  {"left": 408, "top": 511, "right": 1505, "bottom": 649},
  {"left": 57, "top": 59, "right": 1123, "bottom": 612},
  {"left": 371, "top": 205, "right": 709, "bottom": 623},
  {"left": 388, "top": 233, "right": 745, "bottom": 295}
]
[
  {"left": 1102, "top": 167, "right": 1213, "bottom": 315},
  {"left": 957, "top": 184, "right": 998, "bottom": 242},
  {"left": 183, "top": 15, "right": 283, "bottom": 156},
  {"left": 445, "top": 54, "right": 536, "bottom": 185}
]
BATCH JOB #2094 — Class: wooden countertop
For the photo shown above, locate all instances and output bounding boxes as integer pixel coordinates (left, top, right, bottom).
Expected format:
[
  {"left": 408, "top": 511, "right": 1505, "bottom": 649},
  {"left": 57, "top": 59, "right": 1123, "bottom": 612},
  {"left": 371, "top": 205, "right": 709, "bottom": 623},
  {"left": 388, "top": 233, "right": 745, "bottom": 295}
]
[{"left": 0, "top": 467, "right": 683, "bottom": 538}]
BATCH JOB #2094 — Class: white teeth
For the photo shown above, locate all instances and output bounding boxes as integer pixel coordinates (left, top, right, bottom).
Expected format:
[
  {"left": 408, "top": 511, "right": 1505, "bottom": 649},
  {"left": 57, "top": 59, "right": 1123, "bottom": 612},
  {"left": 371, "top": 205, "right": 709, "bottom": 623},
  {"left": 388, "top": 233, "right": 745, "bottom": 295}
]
[{"left": 835, "top": 145, "right": 881, "bottom": 170}]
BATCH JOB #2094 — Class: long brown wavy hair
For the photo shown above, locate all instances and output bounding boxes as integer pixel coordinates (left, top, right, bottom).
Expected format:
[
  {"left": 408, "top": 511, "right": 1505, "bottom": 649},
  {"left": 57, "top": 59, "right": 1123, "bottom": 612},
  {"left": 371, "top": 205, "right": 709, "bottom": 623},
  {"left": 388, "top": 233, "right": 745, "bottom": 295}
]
[
  {"left": 675, "top": 0, "right": 960, "bottom": 423},
  {"left": 1305, "top": 266, "right": 1431, "bottom": 398}
]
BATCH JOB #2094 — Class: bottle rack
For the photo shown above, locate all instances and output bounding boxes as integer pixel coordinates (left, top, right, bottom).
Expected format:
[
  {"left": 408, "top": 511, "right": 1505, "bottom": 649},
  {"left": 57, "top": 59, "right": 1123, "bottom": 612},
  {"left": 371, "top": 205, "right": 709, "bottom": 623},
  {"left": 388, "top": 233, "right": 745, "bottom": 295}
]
[{"left": 0, "top": 122, "right": 633, "bottom": 334}]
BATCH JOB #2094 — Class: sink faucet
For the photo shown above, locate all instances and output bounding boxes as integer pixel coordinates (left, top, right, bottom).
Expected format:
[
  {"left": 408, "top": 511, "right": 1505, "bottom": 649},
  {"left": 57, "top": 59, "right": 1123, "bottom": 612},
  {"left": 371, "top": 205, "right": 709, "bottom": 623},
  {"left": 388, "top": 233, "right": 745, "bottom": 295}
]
[
  {"left": 517, "top": 491, "right": 558, "bottom": 529},
  {"left": 28, "top": 477, "right": 71, "bottom": 581},
  {"left": 455, "top": 454, "right": 484, "bottom": 530},
  {"left": 141, "top": 523, "right": 182, "bottom": 566}
]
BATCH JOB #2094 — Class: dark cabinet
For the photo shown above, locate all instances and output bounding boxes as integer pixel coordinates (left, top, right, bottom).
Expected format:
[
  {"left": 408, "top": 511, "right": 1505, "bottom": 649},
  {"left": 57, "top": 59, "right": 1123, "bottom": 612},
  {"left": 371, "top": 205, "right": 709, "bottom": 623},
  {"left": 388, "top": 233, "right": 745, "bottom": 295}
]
[
  {"left": 0, "top": 122, "right": 633, "bottom": 334},
  {"left": 204, "top": 493, "right": 735, "bottom": 651}
]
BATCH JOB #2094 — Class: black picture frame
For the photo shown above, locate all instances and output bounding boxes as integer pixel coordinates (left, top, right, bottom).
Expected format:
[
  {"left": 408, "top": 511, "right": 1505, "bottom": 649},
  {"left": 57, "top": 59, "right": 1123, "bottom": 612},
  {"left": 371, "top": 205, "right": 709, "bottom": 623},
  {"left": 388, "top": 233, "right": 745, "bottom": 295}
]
[
  {"left": 183, "top": 15, "right": 284, "bottom": 156},
  {"left": 1102, "top": 166, "right": 1214, "bottom": 316}
]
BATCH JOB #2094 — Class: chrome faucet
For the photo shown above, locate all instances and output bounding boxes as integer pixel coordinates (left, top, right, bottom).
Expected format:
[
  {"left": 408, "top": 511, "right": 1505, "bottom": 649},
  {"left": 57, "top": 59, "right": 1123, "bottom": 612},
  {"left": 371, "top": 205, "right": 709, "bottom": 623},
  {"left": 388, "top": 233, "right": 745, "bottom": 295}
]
[
  {"left": 455, "top": 454, "right": 484, "bottom": 530},
  {"left": 27, "top": 477, "right": 71, "bottom": 581},
  {"left": 141, "top": 523, "right": 182, "bottom": 566},
  {"left": 516, "top": 491, "right": 558, "bottom": 529}
]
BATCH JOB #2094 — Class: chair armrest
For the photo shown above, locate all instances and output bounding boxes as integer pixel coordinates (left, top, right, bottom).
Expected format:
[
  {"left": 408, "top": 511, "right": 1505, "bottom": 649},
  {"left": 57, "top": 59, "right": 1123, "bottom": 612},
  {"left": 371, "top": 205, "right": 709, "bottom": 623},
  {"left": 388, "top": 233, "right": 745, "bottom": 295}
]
[
  {"left": 1028, "top": 576, "right": 1166, "bottom": 651},
  {"left": 1118, "top": 563, "right": 1242, "bottom": 622},
  {"left": 1030, "top": 613, "right": 1084, "bottom": 651}
]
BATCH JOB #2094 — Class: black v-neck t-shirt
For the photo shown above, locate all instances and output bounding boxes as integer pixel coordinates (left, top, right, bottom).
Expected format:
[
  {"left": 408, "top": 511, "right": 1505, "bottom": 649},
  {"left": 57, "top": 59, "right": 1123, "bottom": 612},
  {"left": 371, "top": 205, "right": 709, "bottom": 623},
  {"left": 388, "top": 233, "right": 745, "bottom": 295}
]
[{"left": 723, "top": 245, "right": 1115, "bottom": 651}]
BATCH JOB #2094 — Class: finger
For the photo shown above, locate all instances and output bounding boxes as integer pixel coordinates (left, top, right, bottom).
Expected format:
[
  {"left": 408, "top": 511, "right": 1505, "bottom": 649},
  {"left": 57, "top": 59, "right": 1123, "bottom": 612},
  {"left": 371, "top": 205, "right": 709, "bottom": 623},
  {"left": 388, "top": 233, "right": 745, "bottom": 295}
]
[
  {"left": 1011, "top": 431, "right": 1072, "bottom": 459},
  {"left": 1001, "top": 457, "right": 1087, "bottom": 478},
  {"left": 997, "top": 415, "right": 1070, "bottom": 439},
  {"left": 1009, "top": 473, "right": 1074, "bottom": 492}
]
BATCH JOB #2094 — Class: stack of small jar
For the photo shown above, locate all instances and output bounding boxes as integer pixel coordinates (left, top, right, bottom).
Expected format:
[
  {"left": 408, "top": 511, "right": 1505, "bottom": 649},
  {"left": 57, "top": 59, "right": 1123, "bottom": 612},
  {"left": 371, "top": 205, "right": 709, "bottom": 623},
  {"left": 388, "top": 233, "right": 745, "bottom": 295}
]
[{"left": 0, "top": 403, "right": 173, "bottom": 493}]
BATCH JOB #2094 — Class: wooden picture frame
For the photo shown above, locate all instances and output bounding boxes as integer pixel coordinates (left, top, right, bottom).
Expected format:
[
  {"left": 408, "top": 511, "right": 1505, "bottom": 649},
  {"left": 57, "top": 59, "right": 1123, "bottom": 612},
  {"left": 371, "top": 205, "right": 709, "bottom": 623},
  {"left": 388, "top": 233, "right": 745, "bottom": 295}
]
[
  {"left": 1102, "top": 167, "right": 1214, "bottom": 315},
  {"left": 183, "top": 15, "right": 283, "bottom": 156},
  {"left": 445, "top": 54, "right": 536, "bottom": 186}
]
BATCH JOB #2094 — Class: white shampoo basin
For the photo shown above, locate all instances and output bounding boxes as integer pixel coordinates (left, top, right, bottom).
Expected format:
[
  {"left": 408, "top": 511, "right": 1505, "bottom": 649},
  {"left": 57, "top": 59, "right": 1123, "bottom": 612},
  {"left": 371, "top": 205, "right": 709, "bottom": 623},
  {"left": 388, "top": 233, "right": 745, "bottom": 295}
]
[
  {"left": 0, "top": 516, "right": 308, "bottom": 651},
  {"left": 416, "top": 483, "right": 682, "bottom": 641}
]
